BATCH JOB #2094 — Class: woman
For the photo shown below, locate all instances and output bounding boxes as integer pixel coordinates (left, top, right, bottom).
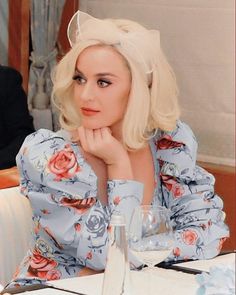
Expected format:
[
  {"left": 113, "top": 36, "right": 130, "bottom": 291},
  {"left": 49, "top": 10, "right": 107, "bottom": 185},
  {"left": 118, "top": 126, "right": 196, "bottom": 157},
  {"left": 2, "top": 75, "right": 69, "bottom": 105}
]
[{"left": 8, "top": 11, "right": 229, "bottom": 287}]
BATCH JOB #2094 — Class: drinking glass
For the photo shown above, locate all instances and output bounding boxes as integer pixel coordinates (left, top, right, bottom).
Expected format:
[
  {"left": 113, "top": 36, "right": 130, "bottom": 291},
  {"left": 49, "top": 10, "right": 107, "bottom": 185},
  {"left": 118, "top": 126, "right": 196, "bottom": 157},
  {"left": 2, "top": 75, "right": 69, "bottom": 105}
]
[{"left": 129, "top": 205, "right": 174, "bottom": 269}]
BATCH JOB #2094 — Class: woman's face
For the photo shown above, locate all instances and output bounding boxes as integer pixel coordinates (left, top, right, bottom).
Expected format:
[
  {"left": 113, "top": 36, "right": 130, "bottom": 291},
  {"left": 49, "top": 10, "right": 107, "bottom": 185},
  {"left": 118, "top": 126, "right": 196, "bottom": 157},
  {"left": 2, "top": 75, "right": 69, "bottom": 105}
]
[{"left": 73, "top": 45, "right": 131, "bottom": 132}]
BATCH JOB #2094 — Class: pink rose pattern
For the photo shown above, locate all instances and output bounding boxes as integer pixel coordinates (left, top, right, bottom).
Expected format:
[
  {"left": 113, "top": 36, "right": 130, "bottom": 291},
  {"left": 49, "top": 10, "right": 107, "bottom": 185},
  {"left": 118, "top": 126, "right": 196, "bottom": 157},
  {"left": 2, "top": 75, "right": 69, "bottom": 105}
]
[
  {"left": 181, "top": 230, "right": 198, "bottom": 245},
  {"left": 60, "top": 197, "right": 96, "bottom": 214},
  {"left": 27, "top": 249, "right": 58, "bottom": 279},
  {"left": 46, "top": 269, "right": 62, "bottom": 281},
  {"left": 113, "top": 196, "right": 121, "bottom": 205},
  {"left": 156, "top": 135, "right": 184, "bottom": 150},
  {"left": 48, "top": 144, "right": 81, "bottom": 181},
  {"left": 86, "top": 252, "right": 93, "bottom": 260},
  {"left": 161, "top": 175, "right": 185, "bottom": 198},
  {"left": 9, "top": 122, "right": 229, "bottom": 288},
  {"left": 173, "top": 247, "right": 181, "bottom": 257}
]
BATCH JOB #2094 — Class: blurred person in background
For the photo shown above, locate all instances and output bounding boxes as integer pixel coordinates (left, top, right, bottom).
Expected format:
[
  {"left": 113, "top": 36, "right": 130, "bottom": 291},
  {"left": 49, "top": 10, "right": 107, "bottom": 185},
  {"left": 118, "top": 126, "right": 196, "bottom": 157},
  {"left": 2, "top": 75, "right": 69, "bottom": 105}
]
[{"left": 0, "top": 65, "right": 35, "bottom": 169}]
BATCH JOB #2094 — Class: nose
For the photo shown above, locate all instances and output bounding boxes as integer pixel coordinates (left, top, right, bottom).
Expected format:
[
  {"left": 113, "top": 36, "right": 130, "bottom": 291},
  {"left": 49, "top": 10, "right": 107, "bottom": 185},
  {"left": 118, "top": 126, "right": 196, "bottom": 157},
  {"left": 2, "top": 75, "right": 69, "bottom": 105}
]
[{"left": 78, "top": 83, "right": 95, "bottom": 102}]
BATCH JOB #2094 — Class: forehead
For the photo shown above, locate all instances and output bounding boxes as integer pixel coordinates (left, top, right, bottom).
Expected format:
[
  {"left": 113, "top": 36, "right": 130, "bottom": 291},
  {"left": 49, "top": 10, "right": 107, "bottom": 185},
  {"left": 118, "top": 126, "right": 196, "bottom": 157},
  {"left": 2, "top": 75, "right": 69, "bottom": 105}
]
[{"left": 76, "top": 45, "right": 129, "bottom": 73}]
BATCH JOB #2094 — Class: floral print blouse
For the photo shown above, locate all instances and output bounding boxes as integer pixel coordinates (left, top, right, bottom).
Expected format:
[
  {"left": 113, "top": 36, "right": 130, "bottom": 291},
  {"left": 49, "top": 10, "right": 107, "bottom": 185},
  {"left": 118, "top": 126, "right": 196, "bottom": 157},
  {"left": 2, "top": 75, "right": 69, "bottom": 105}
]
[{"left": 8, "top": 120, "right": 229, "bottom": 287}]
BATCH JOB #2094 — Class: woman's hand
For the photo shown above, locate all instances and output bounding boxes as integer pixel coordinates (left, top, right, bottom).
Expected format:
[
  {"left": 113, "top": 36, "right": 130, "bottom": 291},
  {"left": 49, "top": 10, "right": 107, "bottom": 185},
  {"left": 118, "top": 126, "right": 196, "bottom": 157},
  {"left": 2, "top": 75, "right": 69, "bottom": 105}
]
[
  {"left": 77, "top": 126, "right": 133, "bottom": 179},
  {"left": 78, "top": 126, "right": 126, "bottom": 165}
]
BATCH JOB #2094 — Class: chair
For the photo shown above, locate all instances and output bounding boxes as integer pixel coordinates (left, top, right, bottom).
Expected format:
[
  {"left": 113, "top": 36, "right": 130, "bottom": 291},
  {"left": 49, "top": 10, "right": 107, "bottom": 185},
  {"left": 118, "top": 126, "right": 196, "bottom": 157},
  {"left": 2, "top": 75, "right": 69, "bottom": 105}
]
[
  {"left": 0, "top": 167, "right": 20, "bottom": 189},
  {"left": 0, "top": 186, "right": 33, "bottom": 286}
]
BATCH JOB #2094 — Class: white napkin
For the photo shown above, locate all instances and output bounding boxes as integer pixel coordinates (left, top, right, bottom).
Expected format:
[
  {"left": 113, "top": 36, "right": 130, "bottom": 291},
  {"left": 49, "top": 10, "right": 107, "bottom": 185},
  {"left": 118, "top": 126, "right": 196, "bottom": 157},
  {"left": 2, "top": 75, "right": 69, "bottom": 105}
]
[{"left": 196, "top": 263, "right": 235, "bottom": 295}]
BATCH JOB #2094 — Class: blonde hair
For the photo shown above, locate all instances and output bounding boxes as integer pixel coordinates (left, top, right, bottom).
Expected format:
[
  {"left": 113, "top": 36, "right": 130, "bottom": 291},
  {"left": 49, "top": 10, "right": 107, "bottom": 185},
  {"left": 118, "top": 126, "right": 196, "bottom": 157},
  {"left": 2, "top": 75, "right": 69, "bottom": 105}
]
[{"left": 52, "top": 18, "right": 180, "bottom": 150}]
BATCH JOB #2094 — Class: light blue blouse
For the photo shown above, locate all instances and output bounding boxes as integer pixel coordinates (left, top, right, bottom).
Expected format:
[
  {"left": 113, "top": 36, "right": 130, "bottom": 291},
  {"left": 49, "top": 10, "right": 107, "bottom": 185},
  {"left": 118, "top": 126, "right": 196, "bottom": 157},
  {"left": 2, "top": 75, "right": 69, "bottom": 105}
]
[{"left": 8, "top": 120, "right": 229, "bottom": 286}]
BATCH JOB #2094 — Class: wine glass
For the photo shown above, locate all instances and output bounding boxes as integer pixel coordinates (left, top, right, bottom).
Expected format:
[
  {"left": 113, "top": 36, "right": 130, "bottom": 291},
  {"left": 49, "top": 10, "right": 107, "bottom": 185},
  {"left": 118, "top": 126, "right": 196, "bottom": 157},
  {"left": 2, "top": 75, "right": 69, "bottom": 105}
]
[{"left": 128, "top": 205, "right": 174, "bottom": 269}]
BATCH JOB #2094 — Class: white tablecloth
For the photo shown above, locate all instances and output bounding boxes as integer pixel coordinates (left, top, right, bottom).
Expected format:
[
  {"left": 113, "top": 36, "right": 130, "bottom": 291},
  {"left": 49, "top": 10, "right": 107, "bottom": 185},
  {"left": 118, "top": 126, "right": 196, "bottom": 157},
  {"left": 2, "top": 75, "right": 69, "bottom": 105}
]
[
  {"left": 49, "top": 268, "right": 198, "bottom": 295},
  {"left": 176, "top": 252, "right": 235, "bottom": 272},
  {"left": 48, "top": 253, "right": 235, "bottom": 295},
  {"left": 3, "top": 253, "right": 234, "bottom": 295}
]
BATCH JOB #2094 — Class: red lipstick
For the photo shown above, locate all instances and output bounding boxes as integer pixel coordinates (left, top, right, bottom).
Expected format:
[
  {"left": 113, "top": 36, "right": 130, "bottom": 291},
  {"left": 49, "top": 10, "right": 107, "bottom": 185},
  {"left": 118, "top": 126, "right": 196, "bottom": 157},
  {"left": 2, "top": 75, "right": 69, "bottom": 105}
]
[{"left": 81, "top": 107, "right": 100, "bottom": 116}]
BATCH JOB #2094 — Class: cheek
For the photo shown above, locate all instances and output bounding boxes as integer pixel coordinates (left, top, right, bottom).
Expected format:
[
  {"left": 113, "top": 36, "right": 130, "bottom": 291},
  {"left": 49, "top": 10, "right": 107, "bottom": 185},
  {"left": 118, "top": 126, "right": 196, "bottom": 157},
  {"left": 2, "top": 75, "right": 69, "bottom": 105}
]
[
  {"left": 73, "top": 86, "right": 81, "bottom": 106},
  {"left": 110, "top": 95, "right": 129, "bottom": 119},
  {"left": 119, "top": 88, "right": 130, "bottom": 111}
]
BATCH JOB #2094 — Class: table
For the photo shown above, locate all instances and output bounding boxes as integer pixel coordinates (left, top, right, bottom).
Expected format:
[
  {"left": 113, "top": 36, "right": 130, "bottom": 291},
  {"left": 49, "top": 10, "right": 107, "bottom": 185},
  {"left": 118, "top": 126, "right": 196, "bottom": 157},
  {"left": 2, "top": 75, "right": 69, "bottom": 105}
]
[
  {"left": 2, "top": 253, "right": 235, "bottom": 295},
  {"left": 49, "top": 268, "right": 198, "bottom": 295}
]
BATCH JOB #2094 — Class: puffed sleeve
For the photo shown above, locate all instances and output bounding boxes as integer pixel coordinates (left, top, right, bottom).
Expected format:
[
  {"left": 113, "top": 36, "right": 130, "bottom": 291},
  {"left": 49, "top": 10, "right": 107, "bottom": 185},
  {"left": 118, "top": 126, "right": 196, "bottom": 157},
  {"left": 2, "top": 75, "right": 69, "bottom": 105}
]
[
  {"left": 16, "top": 129, "right": 143, "bottom": 271},
  {"left": 155, "top": 121, "right": 229, "bottom": 261}
]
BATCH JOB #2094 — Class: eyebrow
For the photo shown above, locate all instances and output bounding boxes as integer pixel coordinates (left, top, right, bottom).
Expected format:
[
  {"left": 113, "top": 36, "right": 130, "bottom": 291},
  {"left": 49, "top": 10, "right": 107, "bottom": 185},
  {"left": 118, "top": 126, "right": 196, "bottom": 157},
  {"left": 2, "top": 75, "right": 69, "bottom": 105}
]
[{"left": 74, "top": 68, "right": 118, "bottom": 78}]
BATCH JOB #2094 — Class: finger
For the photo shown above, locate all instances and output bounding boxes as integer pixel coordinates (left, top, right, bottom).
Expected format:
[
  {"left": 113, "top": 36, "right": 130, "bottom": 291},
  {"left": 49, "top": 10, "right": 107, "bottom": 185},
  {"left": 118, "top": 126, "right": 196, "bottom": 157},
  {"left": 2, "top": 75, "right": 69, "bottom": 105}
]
[
  {"left": 101, "top": 127, "right": 111, "bottom": 137},
  {"left": 101, "top": 127, "right": 113, "bottom": 142},
  {"left": 93, "top": 129, "right": 103, "bottom": 143},
  {"left": 84, "top": 128, "right": 95, "bottom": 150},
  {"left": 103, "top": 127, "right": 112, "bottom": 135}
]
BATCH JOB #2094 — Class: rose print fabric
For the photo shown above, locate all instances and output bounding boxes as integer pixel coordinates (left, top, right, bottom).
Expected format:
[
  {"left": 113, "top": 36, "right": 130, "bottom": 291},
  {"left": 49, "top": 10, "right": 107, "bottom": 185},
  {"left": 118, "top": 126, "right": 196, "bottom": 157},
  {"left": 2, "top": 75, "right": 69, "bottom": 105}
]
[{"left": 6, "top": 121, "right": 229, "bottom": 287}]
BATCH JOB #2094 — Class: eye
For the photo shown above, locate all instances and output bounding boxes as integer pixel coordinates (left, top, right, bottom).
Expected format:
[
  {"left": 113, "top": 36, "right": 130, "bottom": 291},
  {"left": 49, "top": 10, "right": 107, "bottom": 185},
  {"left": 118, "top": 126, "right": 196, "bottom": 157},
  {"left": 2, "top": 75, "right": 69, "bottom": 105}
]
[
  {"left": 97, "top": 79, "right": 111, "bottom": 88},
  {"left": 72, "top": 74, "right": 86, "bottom": 85}
]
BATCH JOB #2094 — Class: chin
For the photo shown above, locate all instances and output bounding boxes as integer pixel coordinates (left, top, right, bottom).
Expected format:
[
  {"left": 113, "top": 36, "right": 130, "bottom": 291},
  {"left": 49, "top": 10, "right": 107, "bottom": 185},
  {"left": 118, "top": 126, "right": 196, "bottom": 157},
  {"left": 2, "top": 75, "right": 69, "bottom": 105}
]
[{"left": 81, "top": 121, "right": 106, "bottom": 130}]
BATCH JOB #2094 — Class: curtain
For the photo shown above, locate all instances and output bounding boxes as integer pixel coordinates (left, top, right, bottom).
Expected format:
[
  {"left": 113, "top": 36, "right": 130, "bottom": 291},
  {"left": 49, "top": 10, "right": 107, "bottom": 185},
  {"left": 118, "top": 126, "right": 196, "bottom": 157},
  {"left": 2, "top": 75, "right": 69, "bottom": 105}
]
[
  {"left": 0, "top": 0, "right": 8, "bottom": 65},
  {"left": 28, "top": 0, "right": 65, "bottom": 130}
]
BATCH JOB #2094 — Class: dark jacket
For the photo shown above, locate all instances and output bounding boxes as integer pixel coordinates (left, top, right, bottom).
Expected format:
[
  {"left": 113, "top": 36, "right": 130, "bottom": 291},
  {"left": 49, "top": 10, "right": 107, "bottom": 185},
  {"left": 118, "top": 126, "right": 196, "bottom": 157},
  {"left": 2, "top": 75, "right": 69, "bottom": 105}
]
[{"left": 0, "top": 65, "right": 35, "bottom": 169}]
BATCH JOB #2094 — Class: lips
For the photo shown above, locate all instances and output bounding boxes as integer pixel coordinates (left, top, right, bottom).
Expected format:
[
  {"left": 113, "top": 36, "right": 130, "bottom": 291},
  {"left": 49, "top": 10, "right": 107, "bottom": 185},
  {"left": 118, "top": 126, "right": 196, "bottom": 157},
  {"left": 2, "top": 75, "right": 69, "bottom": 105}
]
[{"left": 81, "top": 107, "right": 100, "bottom": 116}]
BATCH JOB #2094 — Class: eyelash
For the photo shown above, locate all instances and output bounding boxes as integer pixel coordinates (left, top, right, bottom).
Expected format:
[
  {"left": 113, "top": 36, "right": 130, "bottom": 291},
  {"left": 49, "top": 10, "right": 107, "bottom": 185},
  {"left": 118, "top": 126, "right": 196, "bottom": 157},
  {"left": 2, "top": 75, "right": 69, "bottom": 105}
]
[
  {"left": 72, "top": 75, "right": 112, "bottom": 88},
  {"left": 72, "top": 75, "right": 86, "bottom": 84},
  {"left": 97, "top": 80, "right": 112, "bottom": 88}
]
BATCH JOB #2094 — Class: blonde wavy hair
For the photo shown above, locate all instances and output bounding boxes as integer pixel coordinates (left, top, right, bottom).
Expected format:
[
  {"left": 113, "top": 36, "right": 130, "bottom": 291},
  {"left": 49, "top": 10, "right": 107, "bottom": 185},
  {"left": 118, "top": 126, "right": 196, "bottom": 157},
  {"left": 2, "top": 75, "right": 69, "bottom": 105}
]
[{"left": 52, "top": 17, "right": 180, "bottom": 150}]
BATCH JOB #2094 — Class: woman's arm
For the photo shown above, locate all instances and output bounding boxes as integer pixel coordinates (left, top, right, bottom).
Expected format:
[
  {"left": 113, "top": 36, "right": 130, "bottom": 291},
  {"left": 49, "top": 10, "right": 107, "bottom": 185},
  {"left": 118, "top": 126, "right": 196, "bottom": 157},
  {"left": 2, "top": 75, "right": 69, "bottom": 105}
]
[
  {"left": 156, "top": 121, "right": 229, "bottom": 261},
  {"left": 16, "top": 129, "right": 143, "bottom": 271},
  {"left": 160, "top": 168, "right": 229, "bottom": 261}
]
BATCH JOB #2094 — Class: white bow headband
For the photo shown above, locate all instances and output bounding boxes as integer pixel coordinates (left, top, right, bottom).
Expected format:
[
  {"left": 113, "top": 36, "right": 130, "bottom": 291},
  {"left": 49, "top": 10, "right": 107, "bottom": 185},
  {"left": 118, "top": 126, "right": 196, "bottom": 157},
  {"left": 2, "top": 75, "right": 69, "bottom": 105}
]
[{"left": 67, "top": 10, "right": 161, "bottom": 75}]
